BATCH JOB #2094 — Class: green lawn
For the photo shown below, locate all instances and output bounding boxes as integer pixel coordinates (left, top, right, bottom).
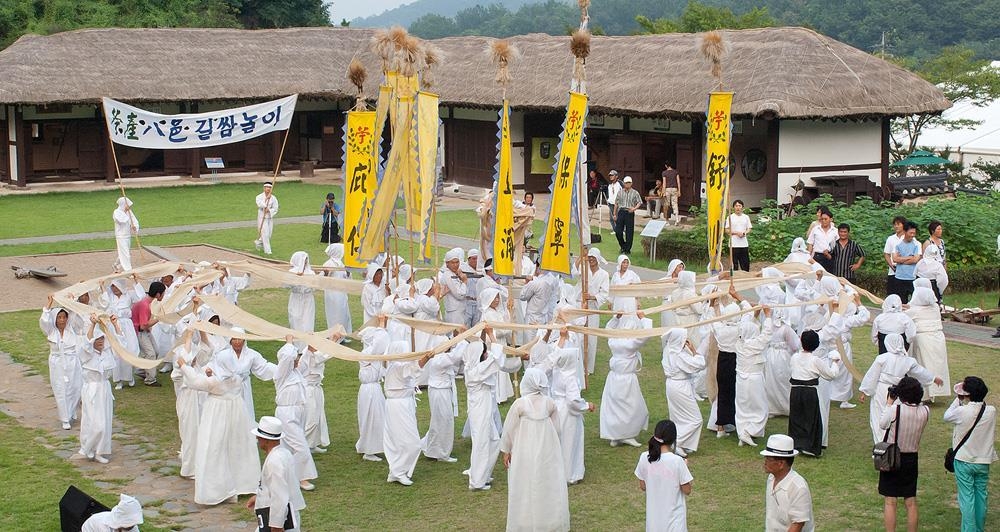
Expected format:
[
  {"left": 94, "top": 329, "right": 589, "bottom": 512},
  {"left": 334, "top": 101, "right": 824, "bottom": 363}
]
[{"left": 0, "top": 182, "right": 342, "bottom": 239}]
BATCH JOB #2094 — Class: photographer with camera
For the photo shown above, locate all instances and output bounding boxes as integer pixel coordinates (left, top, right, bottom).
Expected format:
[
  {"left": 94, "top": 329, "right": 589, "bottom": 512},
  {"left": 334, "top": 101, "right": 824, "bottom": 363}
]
[
  {"left": 320, "top": 192, "right": 341, "bottom": 244},
  {"left": 874, "top": 376, "right": 930, "bottom": 532}
]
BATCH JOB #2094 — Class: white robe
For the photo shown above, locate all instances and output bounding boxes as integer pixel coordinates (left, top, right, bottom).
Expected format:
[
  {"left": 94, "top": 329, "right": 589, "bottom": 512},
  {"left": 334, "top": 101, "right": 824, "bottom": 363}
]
[
  {"left": 100, "top": 288, "right": 140, "bottom": 385},
  {"left": 859, "top": 353, "right": 936, "bottom": 442},
  {"left": 483, "top": 306, "right": 515, "bottom": 403},
  {"left": 439, "top": 266, "right": 469, "bottom": 325},
  {"left": 600, "top": 318, "right": 651, "bottom": 441},
  {"left": 575, "top": 266, "right": 610, "bottom": 376},
  {"left": 500, "top": 393, "right": 570, "bottom": 532},
  {"left": 287, "top": 284, "right": 316, "bottom": 334},
  {"left": 112, "top": 204, "right": 138, "bottom": 272},
  {"left": 322, "top": 263, "right": 352, "bottom": 335},
  {"left": 255, "top": 192, "right": 278, "bottom": 254},
  {"left": 828, "top": 305, "right": 870, "bottom": 403},
  {"left": 302, "top": 349, "right": 330, "bottom": 449},
  {"left": 218, "top": 345, "right": 276, "bottom": 427},
  {"left": 551, "top": 347, "right": 590, "bottom": 483},
  {"left": 764, "top": 324, "right": 800, "bottom": 417},
  {"left": 735, "top": 321, "right": 774, "bottom": 442},
  {"left": 79, "top": 342, "right": 117, "bottom": 458},
  {"left": 610, "top": 269, "right": 642, "bottom": 312},
  {"left": 422, "top": 348, "right": 463, "bottom": 460},
  {"left": 463, "top": 342, "right": 504, "bottom": 489},
  {"left": 40, "top": 309, "right": 83, "bottom": 424},
  {"left": 661, "top": 342, "right": 706, "bottom": 452},
  {"left": 255, "top": 446, "right": 305, "bottom": 532},
  {"left": 906, "top": 304, "right": 951, "bottom": 398},
  {"left": 180, "top": 365, "right": 259, "bottom": 505},
  {"left": 273, "top": 344, "right": 318, "bottom": 482},
  {"left": 383, "top": 359, "right": 423, "bottom": 482},
  {"left": 171, "top": 347, "right": 203, "bottom": 478},
  {"left": 356, "top": 361, "right": 386, "bottom": 455}
]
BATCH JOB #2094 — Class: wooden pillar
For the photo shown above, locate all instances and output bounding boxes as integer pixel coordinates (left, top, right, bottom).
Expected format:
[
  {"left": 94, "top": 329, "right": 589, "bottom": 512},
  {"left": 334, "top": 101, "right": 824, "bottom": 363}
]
[
  {"left": 765, "top": 118, "right": 780, "bottom": 201},
  {"left": 104, "top": 129, "right": 116, "bottom": 183},
  {"left": 880, "top": 117, "right": 890, "bottom": 189},
  {"left": 189, "top": 103, "right": 200, "bottom": 179},
  {"left": 8, "top": 106, "right": 27, "bottom": 187}
]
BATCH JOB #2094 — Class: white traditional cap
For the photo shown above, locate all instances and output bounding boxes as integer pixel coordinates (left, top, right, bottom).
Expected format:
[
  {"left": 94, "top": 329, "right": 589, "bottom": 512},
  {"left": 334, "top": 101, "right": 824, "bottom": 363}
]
[
  {"left": 623, "top": 175, "right": 633, "bottom": 183},
  {"left": 760, "top": 434, "right": 799, "bottom": 457},
  {"left": 252, "top": 416, "right": 283, "bottom": 440},
  {"left": 587, "top": 247, "right": 608, "bottom": 265},
  {"left": 109, "top": 494, "right": 144, "bottom": 529},
  {"left": 468, "top": 248, "right": 479, "bottom": 259},
  {"left": 444, "top": 248, "right": 463, "bottom": 263}
]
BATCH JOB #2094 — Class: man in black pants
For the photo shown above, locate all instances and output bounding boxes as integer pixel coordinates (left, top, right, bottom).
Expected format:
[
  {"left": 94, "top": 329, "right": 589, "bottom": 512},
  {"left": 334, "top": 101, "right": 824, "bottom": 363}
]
[{"left": 613, "top": 175, "right": 642, "bottom": 254}]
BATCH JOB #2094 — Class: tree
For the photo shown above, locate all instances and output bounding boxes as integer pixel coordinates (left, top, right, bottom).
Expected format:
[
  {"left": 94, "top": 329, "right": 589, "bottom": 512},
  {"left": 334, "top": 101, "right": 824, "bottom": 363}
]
[
  {"left": 409, "top": 13, "right": 458, "bottom": 40},
  {"left": 636, "top": 1, "right": 776, "bottom": 34},
  {"left": 890, "top": 46, "right": 1000, "bottom": 158},
  {"left": 228, "top": 0, "right": 331, "bottom": 29}
]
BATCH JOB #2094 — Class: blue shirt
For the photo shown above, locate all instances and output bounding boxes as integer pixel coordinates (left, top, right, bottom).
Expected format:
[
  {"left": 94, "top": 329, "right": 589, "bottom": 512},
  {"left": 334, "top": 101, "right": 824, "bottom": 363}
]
[{"left": 894, "top": 240, "right": 920, "bottom": 280}]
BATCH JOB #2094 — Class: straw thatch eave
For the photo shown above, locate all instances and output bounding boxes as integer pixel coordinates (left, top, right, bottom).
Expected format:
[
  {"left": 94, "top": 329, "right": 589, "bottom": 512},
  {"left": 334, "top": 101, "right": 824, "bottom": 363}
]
[{"left": 0, "top": 26, "right": 949, "bottom": 120}]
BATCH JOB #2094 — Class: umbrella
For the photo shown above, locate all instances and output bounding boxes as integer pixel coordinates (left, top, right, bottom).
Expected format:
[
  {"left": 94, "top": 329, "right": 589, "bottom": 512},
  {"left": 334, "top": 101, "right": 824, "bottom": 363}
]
[{"left": 890, "top": 149, "right": 951, "bottom": 166}]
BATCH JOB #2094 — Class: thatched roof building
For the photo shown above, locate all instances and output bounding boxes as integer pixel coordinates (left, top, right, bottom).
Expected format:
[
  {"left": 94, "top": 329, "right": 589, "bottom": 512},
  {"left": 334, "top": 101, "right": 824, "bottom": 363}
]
[{"left": 0, "top": 26, "right": 949, "bottom": 120}]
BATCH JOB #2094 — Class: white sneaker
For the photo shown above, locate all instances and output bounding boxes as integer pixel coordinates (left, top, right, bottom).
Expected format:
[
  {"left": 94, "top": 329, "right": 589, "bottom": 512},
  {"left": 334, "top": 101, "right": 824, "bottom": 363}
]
[
  {"left": 254, "top": 240, "right": 262, "bottom": 250},
  {"left": 362, "top": 454, "right": 383, "bottom": 462},
  {"left": 114, "top": 383, "right": 123, "bottom": 390},
  {"left": 311, "top": 447, "right": 328, "bottom": 454},
  {"left": 609, "top": 440, "right": 620, "bottom": 447},
  {"left": 437, "top": 456, "right": 458, "bottom": 463},
  {"left": 95, "top": 455, "right": 110, "bottom": 464},
  {"left": 388, "top": 476, "right": 413, "bottom": 486},
  {"left": 839, "top": 402, "right": 857, "bottom": 409},
  {"left": 621, "top": 438, "right": 642, "bottom": 447},
  {"left": 61, "top": 421, "right": 71, "bottom": 430},
  {"left": 469, "top": 484, "right": 491, "bottom": 491},
  {"left": 299, "top": 481, "right": 315, "bottom": 491},
  {"left": 738, "top": 436, "right": 758, "bottom": 447}
]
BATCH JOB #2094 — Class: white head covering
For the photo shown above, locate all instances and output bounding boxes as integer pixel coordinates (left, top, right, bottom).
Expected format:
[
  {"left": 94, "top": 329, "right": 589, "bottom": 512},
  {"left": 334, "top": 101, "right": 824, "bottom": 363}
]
[
  {"left": 910, "top": 287, "right": 937, "bottom": 307},
  {"left": 109, "top": 494, "right": 143, "bottom": 529},
  {"left": 772, "top": 308, "right": 789, "bottom": 326},
  {"left": 700, "top": 283, "right": 719, "bottom": 296},
  {"left": 884, "top": 333, "right": 907, "bottom": 356},
  {"left": 616, "top": 254, "right": 630, "bottom": 271},
  {"left": 209, "top": 345, "right": 240, "bottom": 380},
  {"left": 665, "top": 259, "right": 685, "bottom": 278},
  {"left": 739, "top": 320, "right": 760, "bottom": 342},
  {"left": 398, "top": 264, "right": 413, "bottom": 282},
  {"left": 415, "top": 277, "right": 435, "bottom": 296},
  {"left": 555, "top": 345, "right": 577, "bottom": 372},
  {"left": 721, "top": 303, "right": 741, "bottom": 323},
  {"left": 662, "top": 328, "right": 687, "bottom": 354},
  {"left": 819, "top": 275, "right": 842, "bottom": 298},
  {"left": 882, "top": 294, "right": 903, "bottom": 313},
  {"left": 478, "top": 287, "right": 501, "bottom": 314},
  {"left": 587, "top": 247, "right": 608, "bottom": 265},
  {"left": 913, "top": 277, "right": 932, "bottom": 290},
  {"left": 791, "top": 237, "right": 808, "bottom": 254},
  {"left": 325, "top": 243, "right": 345, "bottom": 260},
  {"left": 520, "top": 367, "right": 549, "bottom": 395},
  {"left": 392, "top": 282, "right": 411, "bottom": 298},
  {"left": 364, "top": 264, "right": 383, "bottom": 284},
  {"left": 468, "top": 249, "right": 480, "bottom": 259},
  {"left": 801, "top": 308, "right": 828, "bottom": 331},
  {"left": 288, "top": 251, "right": 314, "bottom": 275},
  {"left": 360, "top": 327, "right": 390, "bottom": 357},
  {"left": 677, "top": 270, "right": 696, "bottom": 290},
  {"left": 445, "top": 247, "right": 464, "bottom": 263},
  {"left": 115, "top": 196, "right": 133, "bottom": 210}
]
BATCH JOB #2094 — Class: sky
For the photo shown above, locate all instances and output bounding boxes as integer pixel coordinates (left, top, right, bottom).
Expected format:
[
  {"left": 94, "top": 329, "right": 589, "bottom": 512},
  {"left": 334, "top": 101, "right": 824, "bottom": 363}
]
[{"left": 332, "top": 0, "right": 411, "bottom": 22}]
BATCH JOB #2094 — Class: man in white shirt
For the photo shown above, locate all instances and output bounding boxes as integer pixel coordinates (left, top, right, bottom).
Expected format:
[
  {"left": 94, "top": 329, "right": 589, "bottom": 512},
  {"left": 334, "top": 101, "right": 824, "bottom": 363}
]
[
  {"left": 943, "top": 376, "right": 998, "bottom": 532},
  {"left": 883, "top": 216, "right": 907, "bottom": 298},
  {"left": 606, "top": 170, "right": 623, "bottom": 219},
  {"left": 806, "top": 206, "right": 836, "bottom": 272},
  {"left": 438, "top": 248, "right": 469, "bottom": 325},
  {"left": 761, "top": 434, "right": 814, "bottom": 532},
  {"left": 248, "top": 416, "right": 306, "bottom": 532},
  {"left": 725, "top": 199, "right": 752, "bottom": 271},
  {"left": 255, "top": 182, "right": 279, "bottom": 255}
]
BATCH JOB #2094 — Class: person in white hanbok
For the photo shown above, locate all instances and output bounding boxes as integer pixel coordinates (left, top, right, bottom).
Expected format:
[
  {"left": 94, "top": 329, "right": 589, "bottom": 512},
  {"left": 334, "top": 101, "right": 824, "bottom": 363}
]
[
  {"left": 871, "top": 294, "right": 916, "bottom": 354},
  {"left": 112, "top": 196, "right": 139, "bottom": 272},
  {"left": 171, "top": 332, "right": 210, "bottom": 479},
  {"left": 421, "top": 336, "right": 464, "bottom": 462},
  {"left": 635, "top": 420, "right": 694, "bottom": 532},
  {"left": 412, "top": 278, "right": 442, "bottom": 352},
  {"left": 661, "top": 328, "right": 706, "bottom": 455},
  {"left": 286, "top": 251, "right": 316, "bottom": 337},
  {"left": 601, "top": 312, "right": 652, "bottom": 447},
  {"left": 302, "top": 342, "right": 331, "bottom": 453},
  {"left": 551, "top": 330, "right": 595, "bottom": 484},
  {"left": 78, "top": 316, "right": 123, "bottom": 463},
  {"left": 519, "top": 263, "right": 554, "bottom": 329},
  {"left": 383, "top": 340, "right": 430, "bottom": 486},
  {"left": 915, "top": 245, "right": 948, "bottom": 304},
  {"left": 481, "top": 287, "right": 515, "bottom": 402},
  {"left": 176, "top": 344, "right": 259, "bottom": 505},
  {"left": 464, "top": 250, "right": 483, "bottom": 327},
  {"left": 81, "top": 493, "right": 143, "bottom": 532},
  {"left": 500, "top": 368, "right": 570, "bottom": 532},
  {"left": 100, "top": 279, "right": 140, "bottom": 389},
  {"left": 272, "top": 339, "right": 318, "bottom": 491},
  {"left": 784, "top": 237, "right": 814, "bottom": 265},
  {"left": 439, "top": 248, "right": 470, "bottom": 325},
  {"left": 41, "top": 297, "right": 83, "bottom": 430},
  {"left": 356, "top": 326, "right": 389, "bottom": 461},
  {"left": 906, "top": 287, "right": 950, "bottom": 400},
  {"left": 462, "top": 331, "right": 506, "bottom": 490},
  {"left": 859, "top": 333, "right": 942, "bottom": 442},
  {"left": 574, "top": 247, "right": 610, "bottom": 376},
  {"left": 322, "top": 243, "right": 352, "bottom": 338},
  {"left": 611, "top": 255, "right": 642, "bottom": 312},
  {"left": 734, "top": 310, "right": 775, "bottom": 447},
  {"left": 659, "top": 259, "right": 686, "bottom": 331},
  {"left": 362, "top": 265, "right": 388, "bottom": 325},
  {"left": 763, "top": 309, "right": 800, "bottom": 417},
  {"left": 816, "top": 276, "right": 870, "bottom": 409},
  {"left": 254, "top": 182, "right": 278, "bottom": 255}
]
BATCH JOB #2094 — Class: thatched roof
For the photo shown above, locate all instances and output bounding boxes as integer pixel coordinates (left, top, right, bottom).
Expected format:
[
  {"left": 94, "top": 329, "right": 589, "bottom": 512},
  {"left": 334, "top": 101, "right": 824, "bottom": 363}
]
[{"left": 0, "top": 26, "right": 950, "bottom": 119}]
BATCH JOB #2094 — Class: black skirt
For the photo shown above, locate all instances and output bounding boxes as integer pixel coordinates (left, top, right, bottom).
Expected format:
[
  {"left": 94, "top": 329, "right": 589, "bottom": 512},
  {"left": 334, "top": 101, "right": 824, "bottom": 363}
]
[
  {"left": 716, "top": 351, "right": 737, "bottom": 426},
  {"left": 879, "top": 452, "right": 919, "bottom": 498},
  {"left": 788, "top": 381, "right": 822, "bottom": 457},
  {"left": 320, "top": 221, "right": 341, "bottom": 243}
]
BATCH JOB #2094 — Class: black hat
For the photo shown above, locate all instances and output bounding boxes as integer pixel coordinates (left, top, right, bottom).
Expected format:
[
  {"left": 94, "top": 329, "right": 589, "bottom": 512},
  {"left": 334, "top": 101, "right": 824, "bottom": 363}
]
[{"left": 326, "top": 192, "right": 335, "bottom": 200}]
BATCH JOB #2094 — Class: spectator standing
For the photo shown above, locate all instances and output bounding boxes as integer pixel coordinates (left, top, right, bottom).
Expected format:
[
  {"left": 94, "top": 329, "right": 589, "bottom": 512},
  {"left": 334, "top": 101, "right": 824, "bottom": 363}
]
[
  {"left": 660, "top": 162, "right": 682, "bottom": 226},
  {"left": 319, "top": 192, "right": 341, "bottom": 244},
  {"left": 761, "top": 434, "right": 814, "bottom": 532},
  {"left": 607, "top": 170, "right": 622, "bottom": 219},
  {"left": 613, "top": 176, "right": 642, "bottom": 255},
  {"left": 806, "top": 206, "right": 836, "bottom": 272},
  {"left": 892, "top": 221, "right": 922, "bottom": 303},
  {"left": 883, "top": 216, "right": 907, "bottom": 297},
  {"left": 587, "top": 169, "right": 605, "bottom": 208},
  {"left": 725, "top": 199, "right": 752, "bottom": 271},
  {"left": 944, "top": 376, "right": 998, "bottom": 532},
  {"left": 830, "top": 223, "right": 866, "bottom": 281}
]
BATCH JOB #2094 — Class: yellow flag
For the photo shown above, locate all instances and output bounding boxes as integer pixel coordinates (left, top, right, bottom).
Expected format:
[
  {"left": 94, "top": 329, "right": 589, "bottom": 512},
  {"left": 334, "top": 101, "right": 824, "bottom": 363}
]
[
  {"left": 540, "top": 92, "right": 588, "bottom": 275},
  {"left": 373, "top": 83, "right": 392, "bottom": 154},
  {"left": 360, "top": 95, "right": 414, "bottom": 259},
  {"left": 416, "top": 91, "right": 440, "bottom": 262},
  {"left": 492, "top": 100, "right": 515, "bottom": 276},
  {"left": 342, "top": 111, "right": 378, "bottom": 269},
  {"left": 705, "top": 92, "right": 734, "bottom": 272}
]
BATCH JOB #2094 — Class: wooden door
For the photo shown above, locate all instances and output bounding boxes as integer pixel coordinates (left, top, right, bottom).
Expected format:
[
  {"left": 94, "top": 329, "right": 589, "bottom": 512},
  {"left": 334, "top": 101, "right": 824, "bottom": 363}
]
[
  {"left": 444, "top": 118, "right": 495, "bottom": 188},
  {"left": 77, "top": 121, "right": 105, "bottom": 178},
  {"left": 321, "top": 112, "right": 344, "bottom": 167},
  {"left": 609, "top": 134, "right": 642, "bottom": 191},
  {"left": 675, "top": 139, "right": 697, "bottom": 211}
]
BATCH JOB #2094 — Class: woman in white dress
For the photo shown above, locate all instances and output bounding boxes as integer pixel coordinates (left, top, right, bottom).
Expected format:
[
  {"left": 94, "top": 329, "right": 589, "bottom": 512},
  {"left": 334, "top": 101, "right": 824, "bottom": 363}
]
[
  {"left": 322, "top": 243, "right": 352, "bottom": 337},
  {"left": 40, "top": 296, "right": 84, "bottom": 430},
  {"left": 871, "top": 294, "right": 916, "bottom": 354},
  {"left": 659, "top": 259, "right": 686, "bottom": 331},
  {"left": 176, "top": 343, "right": 260, "bottom": 505},
  {"left": 361, "top": 265, "right": 388, "bottom": 325},
  {"left": 551, "top": 330, "right": 595, "bottom": 484},
  {"left": 611, "top": 255, "right": 642, "bottom": 313},
  {"left": 734, "top": 311, "right": 775, "bottom": 447},
  {"left": 421, "top": 336, "right": 464, "bottom": 462},
  {"left": 500, "top": 368, "right": 570, "bottom": 532},
  {"left": 858, "top": 333, "right": 942, "bottom": 442},
  {"left": 600, "top": 312, "right": 652, "bottom": 447},
  {"left": 905, "top": 287, "right": 951, "bottom": 400},
  {"left": 383, "top": 340, "right": 431, "bottom": 486},
  {"left": 634, "top": 420, "right": 694, "bottom": 532},
  {"left": 100, "top": 279, "right": 140, "bottom": 389},
  {"left": 763, "top": 309, "right": 800, "bottom": 417},
  {"left": 462, "top": 330, "right": 505, "bottom": 491},
  {"left": 171, "top": 331, "right": 208, "bottom": 479},
  {"left": 356, "top": 325, "right": 389, "bottom": 462},
  {"left": 660, "top": 328, "right": 705, "bottom": 456},
  {"left": 302, "top": 342, "right": 331, "bottom": 454},
  {"left": 480, "top": 287, "right": 515, "bottom": 403},
  {"left": 78, "top": 315, "right": 123, "bottom": 464},
  {"left": 272, "top": 339, "right": 318, "bottom": 491},
  {"left": 286, "top": 251, "right": 316, "bottom": 335}
]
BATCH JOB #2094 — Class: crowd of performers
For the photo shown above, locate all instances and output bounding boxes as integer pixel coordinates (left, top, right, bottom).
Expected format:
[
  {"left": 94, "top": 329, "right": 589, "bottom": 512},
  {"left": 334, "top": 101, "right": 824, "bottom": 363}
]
[{"left": 41, "top": 201, "right": 996, "bottom": 531}]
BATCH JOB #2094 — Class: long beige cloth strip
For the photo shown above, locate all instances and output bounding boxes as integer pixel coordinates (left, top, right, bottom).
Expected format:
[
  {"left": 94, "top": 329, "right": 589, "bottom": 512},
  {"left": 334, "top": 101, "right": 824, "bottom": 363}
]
[
  {"left": 217, "top": 261, "right": 364, "bottom": 294},
  {"left": 51, "top": 295, "right": 162, "bottom": 370},
  {"left": 608, "top": 270, "right": 812, "bottom": 298}
]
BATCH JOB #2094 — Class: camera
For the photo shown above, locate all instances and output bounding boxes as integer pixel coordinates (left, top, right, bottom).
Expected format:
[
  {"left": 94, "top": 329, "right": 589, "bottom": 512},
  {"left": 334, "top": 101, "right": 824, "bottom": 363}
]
[{"left": 887, "top": 385, "right": 899, "bottom": 400}]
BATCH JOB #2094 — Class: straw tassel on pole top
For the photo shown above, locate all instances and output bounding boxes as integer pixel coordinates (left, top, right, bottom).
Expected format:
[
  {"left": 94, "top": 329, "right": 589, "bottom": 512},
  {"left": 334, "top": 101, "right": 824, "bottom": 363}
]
[
  {"left": 490, "top": 39, "right": 518, "bottom": 100},
  {"left": 348, "top": 58, "right": 368, "bottom": 110},
  {"left": 700, "top": 30, "right": 725, "bottom": 91}
]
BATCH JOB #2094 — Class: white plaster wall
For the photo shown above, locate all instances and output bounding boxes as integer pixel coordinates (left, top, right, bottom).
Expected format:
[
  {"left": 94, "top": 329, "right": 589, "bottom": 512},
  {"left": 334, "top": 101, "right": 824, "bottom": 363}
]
[{"left": 778, "top": 119, "right": 881, "bottom": 168}]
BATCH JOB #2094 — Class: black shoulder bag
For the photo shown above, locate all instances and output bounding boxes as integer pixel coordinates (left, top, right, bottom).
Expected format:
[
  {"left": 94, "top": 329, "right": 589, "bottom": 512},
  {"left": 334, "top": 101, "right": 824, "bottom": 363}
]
[
  {"left": 945, "top": 403, "right": 986, "bottom": 473},
  {"left": 873, "top": 405, "right": 901, "bottom": 472}
]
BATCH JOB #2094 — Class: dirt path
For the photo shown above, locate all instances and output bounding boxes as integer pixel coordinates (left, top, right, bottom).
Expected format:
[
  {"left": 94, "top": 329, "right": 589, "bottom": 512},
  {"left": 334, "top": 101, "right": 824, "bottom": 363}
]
[{"left": 0, "top": 350, "right": 255, "bottom": 531}]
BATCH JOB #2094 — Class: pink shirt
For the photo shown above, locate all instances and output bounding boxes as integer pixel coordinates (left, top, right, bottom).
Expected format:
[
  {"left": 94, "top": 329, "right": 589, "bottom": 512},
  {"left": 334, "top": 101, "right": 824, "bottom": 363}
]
[{"left": 131, "top": 297, "right": 153, "bottom": 333}]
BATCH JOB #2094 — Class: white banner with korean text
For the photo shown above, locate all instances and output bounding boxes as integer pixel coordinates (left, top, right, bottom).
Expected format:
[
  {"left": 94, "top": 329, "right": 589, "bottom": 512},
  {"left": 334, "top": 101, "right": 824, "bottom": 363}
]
[{"left": 102, "top": 95, "right": 297, "bottom": 149}]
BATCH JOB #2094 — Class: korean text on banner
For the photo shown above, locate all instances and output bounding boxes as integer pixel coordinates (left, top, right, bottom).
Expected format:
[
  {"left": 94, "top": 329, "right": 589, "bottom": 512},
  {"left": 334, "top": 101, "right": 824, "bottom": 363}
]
[
  {"left": 416, "top": 91, "right": 440, "bottom": 262},
  {"left": 492, "top": 100, "right": 515, "bottom": 276},
  {"left": 360, "top": 95, "right": 414, "bottom": 259},
  {"left": 540, "top": 91, "right": 588, "bottom": 275},
  {"left": 705, "top": 92, "right": 734, "bottom": 272},
  {"left": 343, "top": 111, "right": 378, "bottom": 269},
  {"left": 102, "top": 95, "right": 297, "bottom": 149}
]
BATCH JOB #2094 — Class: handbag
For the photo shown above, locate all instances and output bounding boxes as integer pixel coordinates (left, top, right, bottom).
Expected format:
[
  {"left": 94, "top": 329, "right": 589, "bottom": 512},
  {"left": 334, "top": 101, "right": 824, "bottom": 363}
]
[
  {"left": 873, "top": 405, "right": 901, "bottom": 472},
  {"left": 945, "top": 403, "right": 986, "bottom": 473},
  {"left": 255, "top": 504, "right": 295, "bottom": 531}
]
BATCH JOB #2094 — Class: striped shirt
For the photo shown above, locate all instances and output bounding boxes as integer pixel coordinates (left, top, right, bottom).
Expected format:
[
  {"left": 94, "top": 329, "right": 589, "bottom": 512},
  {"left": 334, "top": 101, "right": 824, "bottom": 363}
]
[
  {"left": 614, "top": 188, "right": 642, "bottom": 210},
  {"left": 830, "top": 238, "right": 865, "bottom": 279},
  {"left": 879, "top": 402, "right": 929, "bottom": 453}
]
